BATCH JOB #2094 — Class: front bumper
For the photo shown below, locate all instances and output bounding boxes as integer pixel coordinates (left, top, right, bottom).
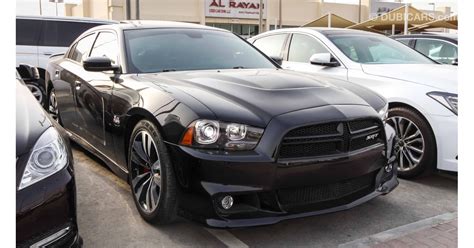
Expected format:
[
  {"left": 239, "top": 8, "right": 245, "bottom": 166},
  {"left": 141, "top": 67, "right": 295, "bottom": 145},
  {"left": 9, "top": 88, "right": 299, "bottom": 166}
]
[
  {"left": 16, "top": 166, "right": 80, "bottom": 247},
  {"left": 429, "top": 114, "right": 458, "bottom": 172},
  {"left": 206, "top": 174, "right": 398, "bottom": 228},
  {"left": 173, "top": 119, "right": 398, "bottom": 228}
]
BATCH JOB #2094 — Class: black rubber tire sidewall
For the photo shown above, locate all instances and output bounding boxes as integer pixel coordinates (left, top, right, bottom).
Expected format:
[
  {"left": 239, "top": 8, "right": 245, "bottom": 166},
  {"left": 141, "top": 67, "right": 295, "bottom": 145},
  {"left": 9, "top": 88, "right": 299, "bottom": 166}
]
[
  {"left": 388, "top": 107, "right": 437, "bottom": 179},
  {"left": 127, "top": 119, "right": 178, "bottom": 224}
]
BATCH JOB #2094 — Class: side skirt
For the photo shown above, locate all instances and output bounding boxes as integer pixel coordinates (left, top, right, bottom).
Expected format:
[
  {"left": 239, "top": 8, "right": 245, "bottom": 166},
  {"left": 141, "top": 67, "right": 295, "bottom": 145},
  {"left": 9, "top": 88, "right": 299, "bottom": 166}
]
[{"left": 66, "top": 130, "right": 129, "bottom": 182}]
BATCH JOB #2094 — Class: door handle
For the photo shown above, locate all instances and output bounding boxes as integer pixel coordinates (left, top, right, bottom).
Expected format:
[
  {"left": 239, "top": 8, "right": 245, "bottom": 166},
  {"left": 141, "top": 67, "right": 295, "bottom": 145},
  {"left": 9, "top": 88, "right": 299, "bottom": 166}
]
[
  {"left": 43, "top": 52, "right": 53, "bottom": 56},
  {"left": 75, "top": 80, "right": 82, "bottom": 90}
]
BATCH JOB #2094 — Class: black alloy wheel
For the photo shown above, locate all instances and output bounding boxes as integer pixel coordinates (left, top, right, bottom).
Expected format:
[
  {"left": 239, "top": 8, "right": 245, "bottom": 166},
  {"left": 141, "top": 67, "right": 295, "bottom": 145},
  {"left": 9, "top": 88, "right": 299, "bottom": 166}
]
[
  {"left": 128, "top": 120, "right": 177, "bottom": 224},
  {"left": 387, "top": 107, "right": 436, "bottom": 178}
]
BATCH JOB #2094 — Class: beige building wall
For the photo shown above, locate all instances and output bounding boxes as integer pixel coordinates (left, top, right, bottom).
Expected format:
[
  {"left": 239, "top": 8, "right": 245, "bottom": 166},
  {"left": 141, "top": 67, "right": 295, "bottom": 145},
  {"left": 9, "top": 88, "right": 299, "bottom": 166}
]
[
  {"left": 66, "top": 0, "right": 125, "bottom": 20},
  {"left": 128, "top": 0, "right": 205, "bottom": 23},
  {"left": 65, "top": 0, "right": 372, "bottom": 31}
]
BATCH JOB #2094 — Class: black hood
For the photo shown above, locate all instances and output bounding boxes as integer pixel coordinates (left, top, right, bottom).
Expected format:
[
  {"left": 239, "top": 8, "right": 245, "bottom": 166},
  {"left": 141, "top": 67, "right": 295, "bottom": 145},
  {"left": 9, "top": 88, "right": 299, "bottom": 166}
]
[
  {"left": 16, "top": 79, "right": 52, "bottom": 157},
  {"left": 138, "top": 69, "right": 381, "bottom": 127}
]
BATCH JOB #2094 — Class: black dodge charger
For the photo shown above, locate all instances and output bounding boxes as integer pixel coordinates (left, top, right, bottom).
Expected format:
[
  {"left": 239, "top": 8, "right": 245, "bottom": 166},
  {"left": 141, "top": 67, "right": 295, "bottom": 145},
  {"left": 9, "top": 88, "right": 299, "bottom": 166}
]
[
  {"left": 16, "top": 69, "right": 81, "bottom": 246},
  {"left": 45, "top": 21, "right": 398, "bottom": 227}
]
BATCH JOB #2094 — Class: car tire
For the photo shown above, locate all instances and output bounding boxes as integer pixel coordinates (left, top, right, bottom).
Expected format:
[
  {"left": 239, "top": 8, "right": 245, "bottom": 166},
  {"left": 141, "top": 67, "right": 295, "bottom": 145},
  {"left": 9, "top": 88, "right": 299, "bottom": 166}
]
[
  {"left": 127, "top": 119, "right": 178, "bottom": 224},
  {"left": 387, "top": 107, "right": 436, "bottom": 179},
  {"left": 47, "top": 86, "right": 62, "bottom": 125},
  {"left": 25, "top": 80, "right": 46, "bottom": 108}
]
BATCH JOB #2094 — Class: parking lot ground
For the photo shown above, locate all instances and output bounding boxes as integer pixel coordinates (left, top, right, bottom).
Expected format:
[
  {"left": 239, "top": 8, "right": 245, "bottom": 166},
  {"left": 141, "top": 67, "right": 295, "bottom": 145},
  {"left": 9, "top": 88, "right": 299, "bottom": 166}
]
[
  {"left": 339, "top": 213, "right": 457, "bottom": 247},
  {"left": 73, "top": 144, "right": 457, "bottom": 247},
  {"left": 373, "top": 217, "right": 457, "bottom": 248}
]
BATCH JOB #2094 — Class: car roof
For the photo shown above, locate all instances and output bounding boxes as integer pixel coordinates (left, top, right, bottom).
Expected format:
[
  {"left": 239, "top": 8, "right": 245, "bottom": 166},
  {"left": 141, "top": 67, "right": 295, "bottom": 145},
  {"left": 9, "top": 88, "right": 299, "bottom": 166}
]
[
  {"left": 96, "top": 20, "right": 225, "bottom": 31},
  {"left": 392, "top": 33, "right": 458, "bottom": 41},
  {"left": 16, "top": 15, "right": 117, "bottom": 24},
  {"left": 254, "top": 27, "right": 383, "bottom": 38}
]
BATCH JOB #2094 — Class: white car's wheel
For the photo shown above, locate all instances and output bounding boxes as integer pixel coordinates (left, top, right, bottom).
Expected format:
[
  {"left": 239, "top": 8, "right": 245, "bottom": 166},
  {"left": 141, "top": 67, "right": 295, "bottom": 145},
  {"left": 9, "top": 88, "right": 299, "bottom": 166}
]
[{"left": 387, "top": 107, "right": 437, "bottom": 178}]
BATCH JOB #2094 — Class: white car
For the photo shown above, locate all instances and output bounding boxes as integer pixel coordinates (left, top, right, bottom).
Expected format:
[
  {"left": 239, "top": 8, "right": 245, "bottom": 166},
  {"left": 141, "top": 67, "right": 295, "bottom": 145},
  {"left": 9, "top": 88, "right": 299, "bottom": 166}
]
[
  {"left": 16, "top": 15, "right": 116, "bottom": 106},
  {"left": 249, "top": 28, "right": 457, "bottom": 178}
]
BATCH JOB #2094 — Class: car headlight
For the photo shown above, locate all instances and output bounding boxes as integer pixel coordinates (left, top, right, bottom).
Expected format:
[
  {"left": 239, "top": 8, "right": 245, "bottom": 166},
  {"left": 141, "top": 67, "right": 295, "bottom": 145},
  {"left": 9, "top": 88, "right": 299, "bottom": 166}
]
[
  {"left": 427, "top": 92, "right": 458, "bottom": 115},
  {"left": 19, "top": 127, "right": 68, "bottom": 190},
  {"left": 378, "top": 103, "right": 389, "bottom": 123},
  {"left": 180, "top": 119, "right": 264, "bottom": 151}
]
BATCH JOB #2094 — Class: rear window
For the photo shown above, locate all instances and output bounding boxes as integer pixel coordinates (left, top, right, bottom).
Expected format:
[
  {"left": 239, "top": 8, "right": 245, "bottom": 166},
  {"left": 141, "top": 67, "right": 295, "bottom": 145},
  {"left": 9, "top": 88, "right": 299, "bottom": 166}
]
[
  {"left": 16, "top": 19, "right": 42, "bottom": 46},
  {"left": 39, "top": 20, "right": 105, "bottom": 47}
]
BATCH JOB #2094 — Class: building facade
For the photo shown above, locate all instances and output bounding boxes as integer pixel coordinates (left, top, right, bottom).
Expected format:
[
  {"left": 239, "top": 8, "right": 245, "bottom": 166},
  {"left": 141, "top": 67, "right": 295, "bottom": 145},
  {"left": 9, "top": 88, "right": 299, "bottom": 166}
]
[
  {"left": 65, "top": 0, "right": 374, "bottom": 37},
  {"left": 64, "top": 0, "right": 452, "bottom": 37}
]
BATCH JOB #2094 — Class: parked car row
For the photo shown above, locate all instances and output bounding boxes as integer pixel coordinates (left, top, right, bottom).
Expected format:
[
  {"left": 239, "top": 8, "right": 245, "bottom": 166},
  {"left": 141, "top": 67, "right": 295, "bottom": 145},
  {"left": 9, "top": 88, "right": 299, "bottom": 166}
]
[{"left": 16, "top": 16, "right": 457, "bottom": 245}]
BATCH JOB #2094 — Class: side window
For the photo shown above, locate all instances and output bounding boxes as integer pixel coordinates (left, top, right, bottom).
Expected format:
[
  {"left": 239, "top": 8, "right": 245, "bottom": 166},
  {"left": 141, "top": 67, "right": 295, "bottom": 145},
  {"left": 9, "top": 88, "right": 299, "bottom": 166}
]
[
  {"left": 40, "top": 21, "right": 104, "bottom": 47},
  {"left": 67, "top": 43, "right": 78, "bottom": 59},
  {"left": 252, "top": 34, "right": 287, "bottom": 58},
  {"left": 69, "top": 34, "right": 96, "bottom": 63},
  {"left": 414, "top": 39, "right": 458, "bottom": 64},
  {"left": 397, "top": 39, "right": 411, "bottom": 46},
  {"left": 16, "top": 19, "right": 42, "bottom": 46},
  {"left": 288, "top": 34, "right": 329, "bottom": 63},
  {"left": 90, "top": 32, "right": 119, "bottom": 65}
]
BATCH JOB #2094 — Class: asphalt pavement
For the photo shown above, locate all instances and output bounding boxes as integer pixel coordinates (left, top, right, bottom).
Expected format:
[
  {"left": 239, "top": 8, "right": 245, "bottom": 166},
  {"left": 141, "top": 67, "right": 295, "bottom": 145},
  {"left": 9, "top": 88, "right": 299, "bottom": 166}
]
[{"left": 73, "top": 144, "right": 457, "bottom": 247}]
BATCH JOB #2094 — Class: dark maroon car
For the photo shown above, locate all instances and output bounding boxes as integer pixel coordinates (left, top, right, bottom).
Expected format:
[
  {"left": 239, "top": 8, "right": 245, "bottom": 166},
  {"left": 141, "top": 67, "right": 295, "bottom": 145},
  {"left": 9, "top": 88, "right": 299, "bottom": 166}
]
[{"left": 16, "top": 67, "right": 81, "bottom": 247}]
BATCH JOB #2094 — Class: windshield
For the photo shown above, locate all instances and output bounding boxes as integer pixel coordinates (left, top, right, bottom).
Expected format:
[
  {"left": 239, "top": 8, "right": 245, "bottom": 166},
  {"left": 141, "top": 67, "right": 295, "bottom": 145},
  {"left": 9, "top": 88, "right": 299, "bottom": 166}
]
[
  {"left": 124, "top": 28, "right": 277, "bottom": 73},
  {"left": 327, "top": 34, "right": 435, "bottom": 64}
]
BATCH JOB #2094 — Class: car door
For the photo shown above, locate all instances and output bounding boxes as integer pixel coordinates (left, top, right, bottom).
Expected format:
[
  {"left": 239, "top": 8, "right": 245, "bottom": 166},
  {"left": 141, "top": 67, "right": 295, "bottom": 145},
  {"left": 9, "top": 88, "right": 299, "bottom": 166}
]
[
  {"left": 73, "top": 31, "right": 119, "bottom": 157},
  {"left": 54, "top": 33, "right": 97, "bottom": 136},
  {"left": 16, "top": 18, "right": 42, "bottom": 68},
  {"left": 413, "top": 38, "right": 458, "bottom": 65},
  {"left": 282, "top": 33, "right": 348, "bottom": 80}
]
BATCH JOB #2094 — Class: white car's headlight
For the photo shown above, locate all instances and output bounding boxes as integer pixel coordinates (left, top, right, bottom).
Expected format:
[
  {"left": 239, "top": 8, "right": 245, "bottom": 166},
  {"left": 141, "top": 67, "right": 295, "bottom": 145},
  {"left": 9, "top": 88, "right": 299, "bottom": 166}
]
[
  {"left": 180, "top": 119, "right": 264, "bottom": 151},
  {"left": 378, "top": 103, "right": 389, "bottom": 123},
  {"left": 427, "top": 92, "right": 458, "bottom": 115},
  {"left": 19, "top": 127, "right": 69, "bottom": 190}
]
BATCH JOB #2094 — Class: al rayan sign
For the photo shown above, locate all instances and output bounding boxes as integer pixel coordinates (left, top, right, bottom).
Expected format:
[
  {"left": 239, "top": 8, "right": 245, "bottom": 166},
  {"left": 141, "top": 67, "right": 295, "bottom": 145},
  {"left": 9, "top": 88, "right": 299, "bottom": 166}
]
[{"left": 205, "top": 0, "right": 267, "bottom": 19}]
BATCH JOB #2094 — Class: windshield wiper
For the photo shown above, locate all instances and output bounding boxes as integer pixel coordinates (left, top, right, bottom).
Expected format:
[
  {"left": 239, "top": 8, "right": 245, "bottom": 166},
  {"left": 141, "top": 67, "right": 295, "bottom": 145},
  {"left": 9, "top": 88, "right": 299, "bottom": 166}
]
[{"left": 233, "top": 66, "right": 245, "bottom": 69}]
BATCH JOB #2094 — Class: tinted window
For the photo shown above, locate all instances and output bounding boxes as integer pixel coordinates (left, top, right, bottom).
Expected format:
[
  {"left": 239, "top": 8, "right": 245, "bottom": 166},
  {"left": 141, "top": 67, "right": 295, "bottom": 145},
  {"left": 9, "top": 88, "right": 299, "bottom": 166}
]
[
  {"left": 414, "top": 39, "right": 457, "bottom": 64},
  {"left": 90, "top": 32, "right": 119, "bottom": 65},
  {"left": 70, "top": 34, "right": 95, "bottom": 63},
  {"left": 252, "top": 34, "right": 287, "bottom": 58},
  {"left": 288, "top": 34, "right": 329, "bottom": 63},
  {"left": 124, "top": 29, "right": 276, "bottom": 73},
  {"left": 397, "top": 39, "right": 411, "bottom": 46},
  {"left": 327, "top": 34, "right": 434, "bottom": 64},
  {"left": 40, "top": 21, "right": 103, "bottom": 47},
  {"left": 16, "top": 19, "right": 42, "bottom": 46}
]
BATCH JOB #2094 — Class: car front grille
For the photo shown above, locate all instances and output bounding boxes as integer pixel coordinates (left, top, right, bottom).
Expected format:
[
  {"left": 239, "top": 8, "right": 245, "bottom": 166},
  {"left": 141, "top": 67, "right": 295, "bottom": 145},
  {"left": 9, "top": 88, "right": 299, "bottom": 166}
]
[
  {"left": 278, "top": 119, "right": 384, "bottom": 160},
  {"left": 277, "top": 172, "right": 376, "bottom": 213}
]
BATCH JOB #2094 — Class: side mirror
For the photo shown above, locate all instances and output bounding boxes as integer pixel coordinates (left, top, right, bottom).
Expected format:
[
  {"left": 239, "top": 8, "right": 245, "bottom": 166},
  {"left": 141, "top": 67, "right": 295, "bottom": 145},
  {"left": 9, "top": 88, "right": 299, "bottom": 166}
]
[
  {"left": 269, "top": 56, "right": 283, "bottom": 66},
  {"left": 17, "top": 64, "right": 40, "bottom": 80},
  {"left": 83, "top": 57, "right": 120, "bottom": 72},
  {"left": 309, "top": 53, "right": 340, "bottom": 67},
  {"left": 452, "top": 58, "right": 458, "bottom": 66}
]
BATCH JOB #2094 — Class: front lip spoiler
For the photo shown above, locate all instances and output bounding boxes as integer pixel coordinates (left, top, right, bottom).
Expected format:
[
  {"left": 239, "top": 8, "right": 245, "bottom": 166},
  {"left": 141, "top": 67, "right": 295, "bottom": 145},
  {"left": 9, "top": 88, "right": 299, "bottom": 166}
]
[{"left": 205, "top": 175, "right": 399, "bottom": 228}]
